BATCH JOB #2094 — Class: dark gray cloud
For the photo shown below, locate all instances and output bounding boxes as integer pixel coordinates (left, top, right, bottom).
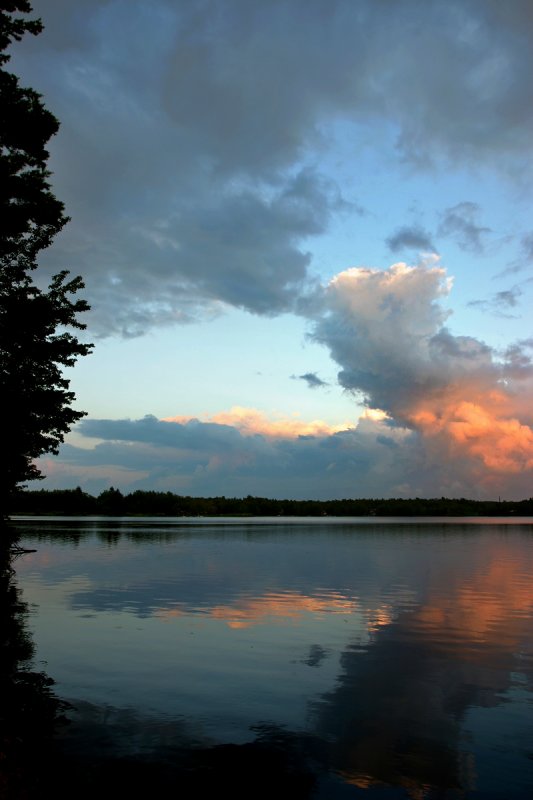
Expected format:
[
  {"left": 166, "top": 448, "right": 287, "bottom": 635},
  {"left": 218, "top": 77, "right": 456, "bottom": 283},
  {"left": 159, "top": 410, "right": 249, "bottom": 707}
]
[
  {"left": 438, "top": 202, "right": 491, "bottom": 253},
  {"left": 79, "top": 415, "right": 281, "bottom": 458},
  {"left": 38, "top": 413, "right": 451, "bottom": 499},
  {"left": 468, "top": 285, "right": 522, "bottom": 316},
  {"left": 38, "top": 384, "right": 533, "bottom": 500},
  {"left": 496, "top": 235, "right": 533, "bottom": 277},
  {"left": 495, "top": 288, "right": 521, "bottom": 307},
  {"left": 521, "top": 233, "right": 533, "bottom": 261},
  {"left": 386, "top": 225, "right": 436, "bottom": 254},
  {"left": 293, "top": 372, "right": 328, "bottom": 389},
  {"left": 503, "top": 339, "right": 533, "bottom": 380},
  {"left": 9, "top": 0, "right": 533, "bottom": 335}
]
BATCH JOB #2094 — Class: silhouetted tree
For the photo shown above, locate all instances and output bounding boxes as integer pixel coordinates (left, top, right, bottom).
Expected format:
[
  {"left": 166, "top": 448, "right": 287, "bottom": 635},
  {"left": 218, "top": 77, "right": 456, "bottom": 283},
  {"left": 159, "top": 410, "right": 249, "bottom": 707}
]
[
  {"left": 0, "top": 2, "right": 92, "bottom": 514},
  {"left": 97, "top": 487, "right": 125, "bottom": 516}
]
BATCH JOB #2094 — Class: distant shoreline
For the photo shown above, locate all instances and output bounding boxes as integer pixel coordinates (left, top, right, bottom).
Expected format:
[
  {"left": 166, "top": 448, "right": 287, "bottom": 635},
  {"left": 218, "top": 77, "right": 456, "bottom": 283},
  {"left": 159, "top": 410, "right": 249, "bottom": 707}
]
[{"left": 9, "top": 488, "right": 533, "bottom": 518}]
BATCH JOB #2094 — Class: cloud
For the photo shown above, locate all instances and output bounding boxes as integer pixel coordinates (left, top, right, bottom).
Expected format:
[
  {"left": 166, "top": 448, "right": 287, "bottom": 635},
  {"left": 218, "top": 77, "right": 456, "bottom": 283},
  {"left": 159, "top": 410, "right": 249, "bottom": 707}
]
[
  {"left": 11, "top": 0, "right": 533, "bottom": 335},
  {"left": 504, "top": 339, "right": 533, "bottom": 377},
  {"left": 312, "top": 261, "right": 455, "bottom": 412},
  {"left": 468, "top": 285, "right": 522, "bottom": 316},
  {"left": 494, "top": 288, "right": 521, "bottom": 308},
  {"left": 386, "top": 225, "right": 436, "bottom": 254},
  {"left": 38, "top": 169, "right": 344, "bottom": 336},
  {"left": 164, "top": 406, "right": 350, "bottom": 438},
  {"left": 438, "top": 202, "right": 491, "bottom": 253},
  {"left": 496, "top": 234, "right": 533, "bottom": 277},
  {"left": 521, "top": 233, "right": 533, "bottom": 261},
  {"left": 36, "top": 410, "right": 431, "bottom": 499},
  {"left": 310, "top": 261, "right": 533, "bottom": 493},
  {"left": 293, "top": 372, "right": 329, "bottom": 389},
  {"left": 36, "top": 362, "right": 533, "bottom": 499}
]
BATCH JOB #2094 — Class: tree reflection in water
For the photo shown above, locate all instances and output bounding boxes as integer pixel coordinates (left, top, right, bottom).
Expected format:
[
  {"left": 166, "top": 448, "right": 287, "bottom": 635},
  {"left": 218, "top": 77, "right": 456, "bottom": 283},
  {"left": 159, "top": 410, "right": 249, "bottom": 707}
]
[{"left": 0, "top": 529, "right": 67, "bottom": 798}]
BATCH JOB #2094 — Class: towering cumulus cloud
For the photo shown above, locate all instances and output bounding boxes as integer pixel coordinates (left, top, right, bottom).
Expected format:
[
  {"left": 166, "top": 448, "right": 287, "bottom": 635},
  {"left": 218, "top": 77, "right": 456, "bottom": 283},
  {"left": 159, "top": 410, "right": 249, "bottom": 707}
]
[{"left": 313, "top": 262, "right": 533, "bottom": 494}]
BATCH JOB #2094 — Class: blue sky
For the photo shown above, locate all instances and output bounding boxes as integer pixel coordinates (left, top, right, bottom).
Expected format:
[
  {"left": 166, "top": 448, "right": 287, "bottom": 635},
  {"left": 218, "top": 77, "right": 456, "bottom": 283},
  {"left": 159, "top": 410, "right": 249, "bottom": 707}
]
[{"left": 11, "top": 0, "right": 533, "bottom": 499}]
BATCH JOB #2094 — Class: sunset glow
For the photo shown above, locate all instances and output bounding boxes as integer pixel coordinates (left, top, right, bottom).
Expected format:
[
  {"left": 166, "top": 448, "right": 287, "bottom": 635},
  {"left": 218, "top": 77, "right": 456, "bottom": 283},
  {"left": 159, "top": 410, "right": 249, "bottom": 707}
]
[
  {"left": 408, "top": 399, "right": 533, "bottom": 474},
  {"left": 164, "top": 406, "right": 355, "bottom": 439}
]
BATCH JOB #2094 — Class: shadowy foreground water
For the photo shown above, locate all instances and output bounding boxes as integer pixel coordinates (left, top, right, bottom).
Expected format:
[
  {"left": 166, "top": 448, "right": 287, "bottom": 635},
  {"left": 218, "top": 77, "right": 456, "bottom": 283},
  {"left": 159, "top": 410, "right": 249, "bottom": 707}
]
[{"left": 0, "top": 525, "right": 319, "bottom": 799}]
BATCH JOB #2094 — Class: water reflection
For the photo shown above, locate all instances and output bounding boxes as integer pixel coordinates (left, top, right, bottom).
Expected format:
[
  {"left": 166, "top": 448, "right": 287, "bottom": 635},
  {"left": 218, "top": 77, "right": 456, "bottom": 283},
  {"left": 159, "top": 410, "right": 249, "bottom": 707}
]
[
  {"left": 315, "top": 539, "right": 533, "bottom": 797},
  {"left": 0, "top": 533, "right": 67, "bottom": 798},
  {"left": 13, "top": 518, "right": 533, "bottom": 798}
]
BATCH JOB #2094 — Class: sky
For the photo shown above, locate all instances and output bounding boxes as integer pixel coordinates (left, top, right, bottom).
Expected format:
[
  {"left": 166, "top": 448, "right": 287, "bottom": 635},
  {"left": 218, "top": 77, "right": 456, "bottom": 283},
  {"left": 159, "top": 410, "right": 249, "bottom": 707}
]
[{"left": 10, "top": 0, "right": 533, "bottom": 500}]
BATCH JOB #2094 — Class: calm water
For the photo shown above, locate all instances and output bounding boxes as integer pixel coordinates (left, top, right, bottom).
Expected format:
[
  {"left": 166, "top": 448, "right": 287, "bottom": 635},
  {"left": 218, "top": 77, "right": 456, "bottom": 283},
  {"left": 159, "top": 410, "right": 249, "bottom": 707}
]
[{"left": 12, "top": 517, "right": 533, "bottom": 798}]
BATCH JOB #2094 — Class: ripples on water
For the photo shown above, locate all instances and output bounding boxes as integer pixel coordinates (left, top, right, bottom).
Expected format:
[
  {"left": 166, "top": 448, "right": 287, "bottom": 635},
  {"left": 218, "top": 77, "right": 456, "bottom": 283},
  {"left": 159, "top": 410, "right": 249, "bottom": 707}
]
[{"left": 12, "top": 517, "right": 533, "bottom": 798}]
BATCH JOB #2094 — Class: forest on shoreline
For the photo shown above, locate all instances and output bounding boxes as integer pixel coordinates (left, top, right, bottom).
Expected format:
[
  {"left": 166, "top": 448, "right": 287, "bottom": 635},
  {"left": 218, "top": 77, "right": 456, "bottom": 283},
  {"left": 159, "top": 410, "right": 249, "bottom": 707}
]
[{"left": 9, "top": 487, "right": 533, "bottom": 517}]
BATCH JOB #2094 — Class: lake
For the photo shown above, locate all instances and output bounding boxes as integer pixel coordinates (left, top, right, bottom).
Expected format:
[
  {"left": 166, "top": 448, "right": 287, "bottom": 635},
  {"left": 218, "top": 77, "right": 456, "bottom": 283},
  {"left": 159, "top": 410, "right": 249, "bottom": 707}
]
[{"left": 11, "top": 516, "right": 533, "bottom": 798}]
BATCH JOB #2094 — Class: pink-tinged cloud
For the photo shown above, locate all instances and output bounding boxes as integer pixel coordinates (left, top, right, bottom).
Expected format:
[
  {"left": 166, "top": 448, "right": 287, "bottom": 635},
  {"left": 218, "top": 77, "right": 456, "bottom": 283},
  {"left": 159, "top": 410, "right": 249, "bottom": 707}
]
[
  {"left": 409, "top": 398, "right": 533, "bottom": 475},
  {"left": 313, "top": 261, "right": 533, "bottom": 490},
  {"left": 164, "top": 406, "right": 354, "bottom": 439}
]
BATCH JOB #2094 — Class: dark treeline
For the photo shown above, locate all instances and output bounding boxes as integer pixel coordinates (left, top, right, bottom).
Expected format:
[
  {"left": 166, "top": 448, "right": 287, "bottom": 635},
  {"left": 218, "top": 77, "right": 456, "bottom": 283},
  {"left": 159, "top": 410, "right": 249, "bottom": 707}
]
[{"left": 9, "top": 487, "right": 533, "bottom": 517}]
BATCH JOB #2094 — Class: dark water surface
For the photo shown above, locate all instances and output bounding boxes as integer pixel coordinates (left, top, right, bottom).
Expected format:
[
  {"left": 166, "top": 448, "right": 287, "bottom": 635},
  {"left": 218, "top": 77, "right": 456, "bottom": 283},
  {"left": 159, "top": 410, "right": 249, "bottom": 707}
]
[{"left": 13, "top": 517, "right": 533, "bottom": 798}]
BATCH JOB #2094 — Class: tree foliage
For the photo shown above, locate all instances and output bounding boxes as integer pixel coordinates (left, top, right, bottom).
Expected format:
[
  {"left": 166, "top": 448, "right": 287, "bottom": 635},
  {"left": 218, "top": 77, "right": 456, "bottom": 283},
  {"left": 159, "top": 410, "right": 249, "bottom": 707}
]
[
  {"left": 10, "top": 488, "right": 533, "bottom": 517},
  {"left": 0, "top": 2, "right": 92, "bottom": 508}
]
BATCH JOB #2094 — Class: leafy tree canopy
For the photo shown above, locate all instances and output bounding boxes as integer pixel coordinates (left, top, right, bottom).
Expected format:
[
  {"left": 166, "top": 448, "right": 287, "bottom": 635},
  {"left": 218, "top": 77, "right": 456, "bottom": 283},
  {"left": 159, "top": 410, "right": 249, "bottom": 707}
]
[{"left": 0, "top": 2, "right": 92, "bottom": 511}]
